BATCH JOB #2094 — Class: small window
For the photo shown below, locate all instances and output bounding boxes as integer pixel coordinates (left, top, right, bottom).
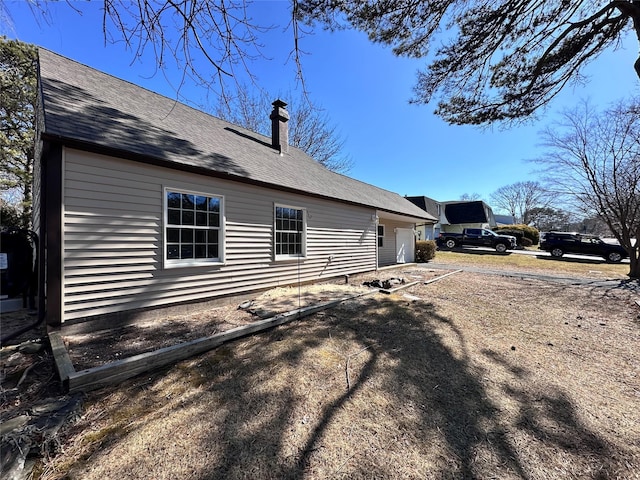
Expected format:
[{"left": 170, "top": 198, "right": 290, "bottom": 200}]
[
  {"left": 378, "top": 224, "right": 385, "bottom": 247},
  {"left": 274, "top": 204, "right": 306, "bottom": 259},
  {"left": 165, "top": 188, "right": 223, "bottom": 266}
]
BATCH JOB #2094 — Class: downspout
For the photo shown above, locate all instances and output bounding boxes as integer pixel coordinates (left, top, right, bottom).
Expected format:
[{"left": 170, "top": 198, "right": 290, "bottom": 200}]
[{"left": 374, "top": 212, "right": 379, "bottom": 270}]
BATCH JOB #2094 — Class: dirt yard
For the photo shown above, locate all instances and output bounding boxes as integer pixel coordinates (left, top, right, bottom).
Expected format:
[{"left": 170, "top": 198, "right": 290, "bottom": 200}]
[
  {"left": 61, "top": 268, "right": 446, "bottom": 371},
  {"left": 25, "top": 260, "right": 639, "bottom": 480}
]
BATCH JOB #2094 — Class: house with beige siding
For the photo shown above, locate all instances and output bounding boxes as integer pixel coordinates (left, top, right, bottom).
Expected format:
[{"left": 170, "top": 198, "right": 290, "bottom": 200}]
[{"left": 34, "top": 49, "right": 436, "bottom": 329}]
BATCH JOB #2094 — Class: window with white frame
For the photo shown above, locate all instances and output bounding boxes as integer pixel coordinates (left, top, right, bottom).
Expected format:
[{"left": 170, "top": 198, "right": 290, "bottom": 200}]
[
  {"left": 274, "top": 205, "right": 306, "bottom": 259},
  {"left": 378, "top": 224, "right": 385, "bottom": 247},
  {"left": 165, "top": 189, "right": 223, "bottom": 265}
]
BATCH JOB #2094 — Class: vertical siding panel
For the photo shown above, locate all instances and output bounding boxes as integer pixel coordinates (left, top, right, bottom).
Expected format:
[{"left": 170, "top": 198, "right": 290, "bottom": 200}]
[
  {"left": 377, "top": 220, "right": 395, "bottom": 266},
  {"left": 62, "top": 149, "right": 379, "bottom": 321}
]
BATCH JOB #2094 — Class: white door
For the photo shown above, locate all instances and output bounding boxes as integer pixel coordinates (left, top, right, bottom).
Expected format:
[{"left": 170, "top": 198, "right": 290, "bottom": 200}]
[{"left": 396, "top": 228, "right": 415, "bottom": 263}]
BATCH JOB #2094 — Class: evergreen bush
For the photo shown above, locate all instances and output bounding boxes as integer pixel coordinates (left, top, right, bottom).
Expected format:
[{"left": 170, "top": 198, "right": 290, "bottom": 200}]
[
  {"left": 494, "top": 224, "right": 540, "bottom": 245},
  {"left": 415, "top": 240, "right": 436, "bottom": 262}
]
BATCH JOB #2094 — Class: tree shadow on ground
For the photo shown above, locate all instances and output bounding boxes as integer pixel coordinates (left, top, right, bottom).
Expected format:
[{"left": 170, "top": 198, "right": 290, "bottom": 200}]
[
  {"left": 68, "top": 293, "right": 627, "bottom": 479},
  {"left": 195, "top": 296, "right": 621, "bottom": 478},
  {"left": 482, "top": 348, "right": 613, "bottom": 461}
]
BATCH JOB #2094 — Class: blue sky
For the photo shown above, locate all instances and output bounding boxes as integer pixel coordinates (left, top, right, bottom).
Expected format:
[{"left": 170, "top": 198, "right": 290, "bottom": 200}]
[{"left": 3, "top": 1, "right": 639, "bottom": 209}]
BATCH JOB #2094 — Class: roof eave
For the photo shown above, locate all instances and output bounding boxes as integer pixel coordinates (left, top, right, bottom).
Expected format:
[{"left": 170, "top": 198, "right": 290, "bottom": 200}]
[{"left": 40, "top": 132, "right": 429, "bottom": 219}]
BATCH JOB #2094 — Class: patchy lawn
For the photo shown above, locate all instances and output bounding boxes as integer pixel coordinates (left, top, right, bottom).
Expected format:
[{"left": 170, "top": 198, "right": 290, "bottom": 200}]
[
  {"left": 34, "top": 264, "right": 640, "bottom": 480},
  {"left": 432, "top": 248, "right": 632, "bottom": 278}
]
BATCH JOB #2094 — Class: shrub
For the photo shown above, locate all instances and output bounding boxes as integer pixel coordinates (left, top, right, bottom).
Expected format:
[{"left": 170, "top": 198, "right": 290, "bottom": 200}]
[
  {"left": 0, "top": 200, "right": 22, "bottom": 228},
  {"left": 494, "top": 224, "right": 540, "bottom": 246},
  {"left": 415, "top": 240, "right": 436, "bottom": 262}
]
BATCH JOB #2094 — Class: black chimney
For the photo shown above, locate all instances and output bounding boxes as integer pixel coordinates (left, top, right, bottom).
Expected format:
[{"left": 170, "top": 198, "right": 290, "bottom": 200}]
[{"left": 270, "top": 99, "right": 289, "bottom": 154}]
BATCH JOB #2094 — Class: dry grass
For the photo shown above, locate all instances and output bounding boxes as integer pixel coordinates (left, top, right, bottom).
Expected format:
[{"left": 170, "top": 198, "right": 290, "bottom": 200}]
[
  {"left": 432, "top": 249, "right": 631, "bottom": 278},
  {"left": 36, "top": 261, "right": 640, "bottom": 480}
]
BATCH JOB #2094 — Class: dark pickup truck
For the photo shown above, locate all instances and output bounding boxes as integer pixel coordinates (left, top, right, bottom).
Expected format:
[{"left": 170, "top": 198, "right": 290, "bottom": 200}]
[{"left": 437, "top": 228, "right": 517, "bottom": 253}]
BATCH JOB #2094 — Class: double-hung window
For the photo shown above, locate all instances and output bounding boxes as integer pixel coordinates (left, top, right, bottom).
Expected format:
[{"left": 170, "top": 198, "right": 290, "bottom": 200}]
[
  {"left": 165, "top": 188, "right": 223, "bottom": 266},
  {"left": 274, "top": 204, "right": 306, "bottom": 259},
  {"left": 378, "top": 224, "right": 385, "bottom": 247}
]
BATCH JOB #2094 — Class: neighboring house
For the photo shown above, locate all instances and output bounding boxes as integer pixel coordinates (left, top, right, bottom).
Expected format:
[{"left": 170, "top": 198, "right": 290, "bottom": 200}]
[
  {"left": 494, "top": 214, "right": 517, "bottom": 226},
  {"left": 407, "top": 197, "right": 497, "bottom": 237},
  {"left": 403, "top": 196, "right": 440, "bottom": 240},
  {"left": 33, "top": 49, "right": 436, "bottom": 328}
]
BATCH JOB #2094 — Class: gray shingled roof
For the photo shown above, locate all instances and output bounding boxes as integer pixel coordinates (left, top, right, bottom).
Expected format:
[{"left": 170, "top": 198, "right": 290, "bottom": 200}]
[
  {"left": 37, "top": 48, "right": 434, "bottom": 221},
  {"left": 406, "top": 196, "right": 441, "bottom": 219}
]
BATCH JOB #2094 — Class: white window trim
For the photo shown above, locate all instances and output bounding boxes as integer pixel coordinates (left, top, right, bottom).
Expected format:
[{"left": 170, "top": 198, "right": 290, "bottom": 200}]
[
  {"left": 163, "top": 186, "right": 225, "bottom": 269},
  {"left": 378, "top": 224, "right": 385, "bottom": 248},
  {"left": 274, "top": 203, "right": 307, "bottom": 261}
]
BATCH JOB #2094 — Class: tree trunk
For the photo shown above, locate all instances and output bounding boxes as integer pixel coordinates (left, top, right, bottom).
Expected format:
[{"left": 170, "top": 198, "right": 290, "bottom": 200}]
[
  {"left": 629, "top": 255, "right": 639, "bottom": 278},
  {"left": 21, "top": 180, "right": 32, "bottom": 229},
  {"left": 629, "top": 236, "right": 640, "bottom": 278}
]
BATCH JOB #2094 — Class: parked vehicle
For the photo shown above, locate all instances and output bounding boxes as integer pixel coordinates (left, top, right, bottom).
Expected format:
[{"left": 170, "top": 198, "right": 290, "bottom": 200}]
[
  {"left": 437, "top": 228, "right": 517, "bottom": 253},
  {"left": 539, "top": 232, "right": 628, "bottom": 263}
]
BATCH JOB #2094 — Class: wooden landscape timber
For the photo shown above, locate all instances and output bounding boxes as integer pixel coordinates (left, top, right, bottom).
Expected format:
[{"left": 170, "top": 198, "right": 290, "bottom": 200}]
[
  {"left": 423, "top": 269, "right": 463, "bottom": 285},
  {"left": 380, "top": 269, "right": 462, "bottom": 294},
  {"left": 48, "top": 331, "right": 75, "bottom": 391},
  {"left": 49, "top": 269, "right": 461, "bottom": 393},
  {"left": 50, "top": 292, "right": 373, "bottom": 393},
  {"left": 379, "top": 281, "right": 421, "bottom": 294}
]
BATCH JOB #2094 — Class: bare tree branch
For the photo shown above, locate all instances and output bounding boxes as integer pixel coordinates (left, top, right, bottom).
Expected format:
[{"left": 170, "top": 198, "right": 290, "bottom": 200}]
[
  {"left": 297, "top": 1, "right": 640, "bottom": 125},
  {"left": 490, "top": 181, "right": 551, "bottom": 223},
  {"left": 535, "top": 98, "right": 640, "bottom": 277},
  {"left": 214, "top": 86, "right": 353, "bottom": 173}
]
